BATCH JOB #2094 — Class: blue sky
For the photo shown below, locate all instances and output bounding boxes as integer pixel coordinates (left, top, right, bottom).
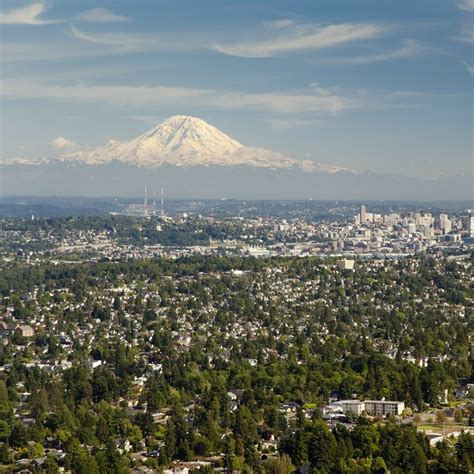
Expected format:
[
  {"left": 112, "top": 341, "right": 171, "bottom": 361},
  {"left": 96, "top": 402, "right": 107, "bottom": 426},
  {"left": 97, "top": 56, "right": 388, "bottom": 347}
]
[{"left": 1, "top": 0, "right": 472, "bottom": 177}]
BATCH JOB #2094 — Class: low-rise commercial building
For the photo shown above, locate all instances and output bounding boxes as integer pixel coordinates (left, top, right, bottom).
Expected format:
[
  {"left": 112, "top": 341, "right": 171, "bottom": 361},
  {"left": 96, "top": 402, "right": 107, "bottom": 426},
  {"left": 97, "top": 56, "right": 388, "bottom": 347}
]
[
  {"left": 364, "top": 400, "right": 405, "bottom": 416},
  {"left": 334, "top": 399, "right": 405, "bottom": 417}
]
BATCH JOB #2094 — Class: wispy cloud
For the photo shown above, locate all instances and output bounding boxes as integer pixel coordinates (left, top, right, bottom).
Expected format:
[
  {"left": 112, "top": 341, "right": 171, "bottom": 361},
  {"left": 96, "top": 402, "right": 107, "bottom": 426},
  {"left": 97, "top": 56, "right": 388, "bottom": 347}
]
[
  {"left": 213, "top": 90, "right": 359, "bottom": 114},
  {"left": 453, "top": 24, "right": 474, "bottom": 43},
  {"left": 75, "top": 7, "right": 128, "bottom": 23},
  {"left": 70, "top": 24, "right": 151, "bottom": 48},
  {"left": 263, "top": 19, "right": 298, "bottom": 29},
  {"left": 1, "top": 79, "right": 359, "bottom": 115},
  {"left": 69, "top": 25, "right": 197, "bottom": 53},
  {"left": 457, "top": 0, "right": 474, "bottom": 11},
  {"left": 214, "top": 22, "right": 384, "bottom": 57},
  {"left": 264, "top": 118, "right": 326, "bottom": 131},
  {"left": 2, "top": 80, "right": 205, "bottom": 104},
  {"left": 2, "top": 17, "right": 394, "bottom": 64},
  {"left": 331, "top": 40, "right": 422, "bottom": 64},
  {"left": 0, "top": 2, "right": 60, "bottom": 25},
  {"left": 388, "top": 90, "right": 439, "bottom": 99},
  {"left": 462, "top": 61, "right": 474, "bottom": 75},
  {"left": 387, "top": 90, "right": 467, "bottom": 100},
  {"left": 129, "top": 115, "right": 164, "bottom": 124},
  {"left": 0, "top": 40, "right": 130, "bottom": 62}
]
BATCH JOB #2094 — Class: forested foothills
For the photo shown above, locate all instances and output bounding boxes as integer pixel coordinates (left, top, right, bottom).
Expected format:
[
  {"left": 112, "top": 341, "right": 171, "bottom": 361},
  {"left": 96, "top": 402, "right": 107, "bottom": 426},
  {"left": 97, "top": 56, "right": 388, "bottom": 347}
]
[{"left": 0, "top": 255, "right": 472, "bottom": 473}]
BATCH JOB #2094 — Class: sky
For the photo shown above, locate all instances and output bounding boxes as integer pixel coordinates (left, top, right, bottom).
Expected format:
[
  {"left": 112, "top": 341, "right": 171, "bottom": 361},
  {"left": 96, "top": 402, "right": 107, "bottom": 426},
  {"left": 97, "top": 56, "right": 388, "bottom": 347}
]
[{"left": 0, "top": 0, "right": 473, "bottom": 177}]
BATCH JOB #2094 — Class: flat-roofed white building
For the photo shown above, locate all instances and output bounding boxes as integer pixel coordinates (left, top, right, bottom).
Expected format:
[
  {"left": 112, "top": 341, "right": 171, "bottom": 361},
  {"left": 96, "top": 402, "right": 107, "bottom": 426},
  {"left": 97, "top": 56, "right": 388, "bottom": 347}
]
[
  {"left": 340, "top": 400, "right": 365, "bottom": 416},
  {"left": 364, "top": 400, "right": 405, "bottom": 416},
  {"left": 336, "top": 399, "right": 404, "bottom": 417},
  {"left": 338, "top": 259, "right": 355, "bottom": 271}
]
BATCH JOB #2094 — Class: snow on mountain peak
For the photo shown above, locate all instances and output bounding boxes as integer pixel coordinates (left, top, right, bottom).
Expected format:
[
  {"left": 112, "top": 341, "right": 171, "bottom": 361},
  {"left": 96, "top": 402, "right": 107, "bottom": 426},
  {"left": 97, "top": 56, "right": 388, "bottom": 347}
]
[
  {"left": 58, "top": 115, "right": 347, "bottom": 172},
  {"left": 62, "top": 115, "right": 248, "bottom": 167},
  {"left": 129, "top": 115, "right": 244, "bottom": 166}
]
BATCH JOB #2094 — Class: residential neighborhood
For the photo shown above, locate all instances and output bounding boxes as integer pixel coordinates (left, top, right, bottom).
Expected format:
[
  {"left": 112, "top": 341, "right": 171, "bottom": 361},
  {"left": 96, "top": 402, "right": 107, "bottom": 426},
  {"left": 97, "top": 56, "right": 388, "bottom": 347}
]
[{"left": 0, "top": 223, "right": 472, "bottom": 471}]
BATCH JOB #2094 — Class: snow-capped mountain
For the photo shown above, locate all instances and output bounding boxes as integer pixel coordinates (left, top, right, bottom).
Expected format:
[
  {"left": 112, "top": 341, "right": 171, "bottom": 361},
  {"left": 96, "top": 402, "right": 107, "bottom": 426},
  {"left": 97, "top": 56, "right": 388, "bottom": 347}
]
[
  {"left": 58, "top": 115, "right": 347, "bottom": 172},
  {"left": 2, "top": 157, "right": 50, "bottom": 166},
  {"left": 2, "top": 114, "right": 471, "bottom": 200}
]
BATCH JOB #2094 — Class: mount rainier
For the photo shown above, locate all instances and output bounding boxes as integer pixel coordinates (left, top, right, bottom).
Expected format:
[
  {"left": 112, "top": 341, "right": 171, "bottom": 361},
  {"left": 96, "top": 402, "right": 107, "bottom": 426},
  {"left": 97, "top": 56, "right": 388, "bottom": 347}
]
[
  {"left": 1, "top": 115, "right": 470, "bottom": 200},
  {"left": 58, "top": 115, "right": 345, "bottom": 173}
]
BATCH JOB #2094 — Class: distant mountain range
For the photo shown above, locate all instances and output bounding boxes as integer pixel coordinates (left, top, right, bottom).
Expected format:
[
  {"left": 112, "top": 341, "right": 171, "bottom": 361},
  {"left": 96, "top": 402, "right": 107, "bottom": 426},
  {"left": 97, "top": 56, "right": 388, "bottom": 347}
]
[
  {"left": 1, "top": 115, "right": 472, "bottom": 200},
  {"left": 5, "top": 115, "right": 348, "bottom": 173}
]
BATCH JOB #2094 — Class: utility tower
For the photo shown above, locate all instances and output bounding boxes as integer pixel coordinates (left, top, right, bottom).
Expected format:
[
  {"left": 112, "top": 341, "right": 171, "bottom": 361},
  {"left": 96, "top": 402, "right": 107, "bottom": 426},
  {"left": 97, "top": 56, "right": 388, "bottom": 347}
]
[
  {"left": 144, "top": 186, "right": 148, "bottom": 217},
  {"left": 160, "top": 186, "right": 165, "bottom": 218}
]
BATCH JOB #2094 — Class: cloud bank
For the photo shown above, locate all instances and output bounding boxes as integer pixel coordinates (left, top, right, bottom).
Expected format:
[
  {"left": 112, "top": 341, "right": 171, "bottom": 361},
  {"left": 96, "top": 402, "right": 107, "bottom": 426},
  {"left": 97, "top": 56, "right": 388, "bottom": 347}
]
[
  {"left": 51, "top": 136, "right": 79, "bottom": 152},
  {"left": 0, "top": 2, "right": 60, "bottom": 25},
  {"left": 2, "top": 79, "right": 359, "bottom": 115}
]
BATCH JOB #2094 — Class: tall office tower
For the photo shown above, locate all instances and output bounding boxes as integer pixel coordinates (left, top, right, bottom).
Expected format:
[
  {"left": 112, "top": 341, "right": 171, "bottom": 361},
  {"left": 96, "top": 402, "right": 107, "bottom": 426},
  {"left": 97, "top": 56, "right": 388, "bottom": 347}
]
[
  {"left": 443, "top": 220, "right": 452, "bottom": 234},
  {"left": 439, "top": 214, "right": 451, "bottom": 233},
  {"left": 470, "top": 215, "right": 474, "bottom": 238},
  {"left": 360, "top": 205, "right": 366, "bottom": 224},
  {"left": 153, "top": 189, "right": 157, "bottom": 208}
]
